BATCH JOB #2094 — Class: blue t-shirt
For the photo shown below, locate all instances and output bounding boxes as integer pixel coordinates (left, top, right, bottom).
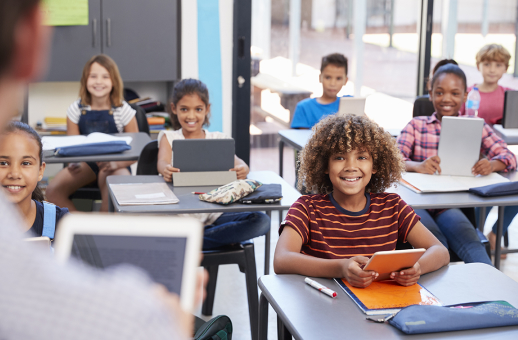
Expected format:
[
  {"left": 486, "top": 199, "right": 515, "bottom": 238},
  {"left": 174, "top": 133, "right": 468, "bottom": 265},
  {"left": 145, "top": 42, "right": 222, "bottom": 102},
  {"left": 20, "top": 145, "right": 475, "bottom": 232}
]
[
  {"left": 290, "top": 96, "right": 351, "bottom": 129},
  {"left": 26, "top": 200, "right": 69, "bottom": 238}
]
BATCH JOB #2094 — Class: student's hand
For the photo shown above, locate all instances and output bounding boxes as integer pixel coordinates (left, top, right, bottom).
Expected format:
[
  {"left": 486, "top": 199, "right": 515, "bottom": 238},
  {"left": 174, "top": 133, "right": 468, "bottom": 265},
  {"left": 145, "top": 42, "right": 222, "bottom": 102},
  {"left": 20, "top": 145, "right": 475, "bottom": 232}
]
[
  {"left": 390, "top": 262, "right": 421, "bottom": 286},
  {"left": 97, "top": 161, "right": 118, "bottom": 172},
  {"left": 416, "top": 156, "right": 441, "bottom": 174},
  {"left": 472, "top": 159, "right": 493, "bottom": 176},
  {"left": 230, "top": 164, "right": 248, "bottom": 179},
  {"left": 342, "top": 256, "right": 378, "bottom": 288},
  {"left": 162, "top": 164, "right": 180, "bottom": 182},
  {"left": 67, "top": 162, "right": 82, "bottom": 174}
]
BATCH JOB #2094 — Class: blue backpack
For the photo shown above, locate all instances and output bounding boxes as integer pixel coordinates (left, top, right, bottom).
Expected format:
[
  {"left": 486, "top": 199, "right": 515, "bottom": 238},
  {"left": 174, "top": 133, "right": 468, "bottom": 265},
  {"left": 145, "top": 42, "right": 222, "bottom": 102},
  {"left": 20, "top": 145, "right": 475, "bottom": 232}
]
[{"left": 42, "top": 202, "right": 57, "bottom": 239}]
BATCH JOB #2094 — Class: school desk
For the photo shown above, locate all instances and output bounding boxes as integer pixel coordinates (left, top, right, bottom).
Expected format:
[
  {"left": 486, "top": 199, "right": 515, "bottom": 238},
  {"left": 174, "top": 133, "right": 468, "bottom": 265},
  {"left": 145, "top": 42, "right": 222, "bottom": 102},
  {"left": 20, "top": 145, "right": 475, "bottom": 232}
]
[
  {"left": 492, "top": 124, "right": 518, "bottom": 145},
  {"left": 388, "top": 172, "right": 518, "bottom": 270},
  {"left": 42, "top": 132, "right": 151, "bottom": 163},
  {"left": 258, "top": 263, "right": 518, "bottom": 340},
  {"left": 106, "top": 171, "right": 302, "bottom": 275}
]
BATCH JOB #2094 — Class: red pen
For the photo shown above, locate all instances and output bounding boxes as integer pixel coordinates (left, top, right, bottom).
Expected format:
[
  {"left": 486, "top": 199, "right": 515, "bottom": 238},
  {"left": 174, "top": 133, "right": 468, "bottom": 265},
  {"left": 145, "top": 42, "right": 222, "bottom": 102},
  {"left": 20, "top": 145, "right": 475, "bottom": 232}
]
[{"left": 192, "top": 192, "right": 206, "bottom": 195}]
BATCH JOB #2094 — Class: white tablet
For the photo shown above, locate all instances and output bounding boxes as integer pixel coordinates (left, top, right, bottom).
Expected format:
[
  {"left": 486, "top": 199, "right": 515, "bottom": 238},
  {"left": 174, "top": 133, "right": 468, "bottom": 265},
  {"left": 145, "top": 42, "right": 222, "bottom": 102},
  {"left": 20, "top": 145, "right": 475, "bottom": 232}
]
[
  {"left": 363, "top": 248, "right": 426, "bottom": 281},
  {"left": 438, "top": 116, "right": 484, "bottom": 176},
  {"left": 24, "top": 236, "right": 51, "bottom": 251},
  {"left": 54, "top": 213, "right": 203, "bottom": 312},
  {"left": 337, "top": 97, "right": 366, "bottom": 116}
]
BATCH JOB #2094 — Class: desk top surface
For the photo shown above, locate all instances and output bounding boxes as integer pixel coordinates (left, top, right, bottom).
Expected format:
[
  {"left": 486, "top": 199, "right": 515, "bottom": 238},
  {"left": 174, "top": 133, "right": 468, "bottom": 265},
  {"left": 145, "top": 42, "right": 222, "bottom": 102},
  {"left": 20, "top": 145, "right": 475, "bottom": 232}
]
[
  {"left": 107, "top": 171, "right": 302, "bottom": 214},
  {"left": 259, "top": 264, "right": 518, "bottom": 339},
  {"left": 493, "top": 124, "right": 518, "bottom": 145},
  {"left": 388, "top": 172, "right": 518, "bottom": 209},
  {"left": 43, "top": 132, "right": 151, "bottom": 163}
]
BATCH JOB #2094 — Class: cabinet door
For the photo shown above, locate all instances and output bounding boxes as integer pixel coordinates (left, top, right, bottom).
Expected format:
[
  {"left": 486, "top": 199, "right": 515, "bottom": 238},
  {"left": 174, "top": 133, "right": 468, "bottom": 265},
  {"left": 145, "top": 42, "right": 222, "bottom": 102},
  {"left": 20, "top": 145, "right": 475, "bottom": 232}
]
[
  {"left": 102, "top": 0, "right": 178, "bottom": 82},
  {"left": 43, "top": 0, "right": 102, "bottom": 81}
]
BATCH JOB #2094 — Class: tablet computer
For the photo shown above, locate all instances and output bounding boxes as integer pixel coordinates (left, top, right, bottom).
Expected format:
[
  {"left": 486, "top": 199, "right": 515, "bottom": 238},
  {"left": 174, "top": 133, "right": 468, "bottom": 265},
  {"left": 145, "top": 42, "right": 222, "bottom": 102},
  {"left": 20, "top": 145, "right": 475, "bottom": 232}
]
[
  {"left": 502, "top": 90, "right": 518, "bottom": 128},
  {"left": 337, "top": 97, "right": 366, "bottom": 116},
  {"left": 173, "top": 139, "right": 235, "bottom": 172},
  {"left": 53, "top": 213, "right": 203, "bottom": 311},
  {"left": 363, "top": 248, "right": 426, "bottom": 281},
  {"left": 438, "top": 116, "right": 484, "bottom": 176}
]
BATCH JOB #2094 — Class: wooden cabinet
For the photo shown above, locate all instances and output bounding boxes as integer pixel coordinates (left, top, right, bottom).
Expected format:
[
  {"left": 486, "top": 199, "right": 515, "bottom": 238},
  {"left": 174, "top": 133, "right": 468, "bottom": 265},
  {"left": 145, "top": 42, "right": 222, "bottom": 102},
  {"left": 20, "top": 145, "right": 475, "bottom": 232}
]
[{"left": 44, "top": 0, "right": 178, "bottom": 82}]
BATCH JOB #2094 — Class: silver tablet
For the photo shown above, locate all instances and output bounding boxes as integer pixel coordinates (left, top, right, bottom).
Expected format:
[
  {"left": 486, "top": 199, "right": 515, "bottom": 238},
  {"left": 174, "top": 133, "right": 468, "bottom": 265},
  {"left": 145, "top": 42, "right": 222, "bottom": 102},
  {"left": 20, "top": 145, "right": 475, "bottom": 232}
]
[
  {"left": 438, "top": 116, "right": 484, "bottom": 176},
  {"left": 338, "top": 97, "right": 366, "bottom": 116},
  {"left": 54, "top": 213, "right": 203, "bottom": 312},
  {"left": 363, "top": 248, "right": 426, "bottom": 281},
  {"left": 173, "top": 139, "right": 235, "bottom": 172}
]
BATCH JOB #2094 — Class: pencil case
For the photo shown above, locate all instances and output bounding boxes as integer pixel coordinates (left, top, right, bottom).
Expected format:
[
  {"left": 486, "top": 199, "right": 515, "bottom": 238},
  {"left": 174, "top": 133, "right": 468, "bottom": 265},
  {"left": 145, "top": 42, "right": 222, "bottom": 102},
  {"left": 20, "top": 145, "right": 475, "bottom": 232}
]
[
  {"left": 388, "top": 301, "right": 518, "bottom": 334},
  {"left": 55, "top": 141, "right": 131, "bottom": 157},
  {"left": 469, "top": 181, "right": 518, "bottom": 197}
]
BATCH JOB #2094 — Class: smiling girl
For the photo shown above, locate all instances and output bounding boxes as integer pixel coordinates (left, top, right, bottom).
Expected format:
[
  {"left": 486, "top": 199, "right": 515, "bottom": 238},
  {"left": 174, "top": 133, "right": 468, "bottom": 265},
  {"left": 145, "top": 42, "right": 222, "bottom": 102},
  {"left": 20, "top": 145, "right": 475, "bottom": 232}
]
[
  {"left": 0, "top": 121, "right": 68, "bottom": 237},
  {"left": 274, "top": 115, "right": 448, "bottom": 288},
  {"left": 46, "top": 55, "right": 138, "bottom": 212},
  {"left": 397, "top": 64, "right": 516, "bottom": 264},
  {"left": 157, "top": 78, "right": 270, "bottom": 250}
]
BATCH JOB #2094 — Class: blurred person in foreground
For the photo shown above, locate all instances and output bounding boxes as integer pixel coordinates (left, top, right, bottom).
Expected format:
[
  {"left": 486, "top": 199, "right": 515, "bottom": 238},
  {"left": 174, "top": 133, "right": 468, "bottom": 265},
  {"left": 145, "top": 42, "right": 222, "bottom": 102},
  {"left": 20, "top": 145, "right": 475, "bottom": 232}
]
[{"left": 0, "top": 1, "right": 204, "bottom": 338}]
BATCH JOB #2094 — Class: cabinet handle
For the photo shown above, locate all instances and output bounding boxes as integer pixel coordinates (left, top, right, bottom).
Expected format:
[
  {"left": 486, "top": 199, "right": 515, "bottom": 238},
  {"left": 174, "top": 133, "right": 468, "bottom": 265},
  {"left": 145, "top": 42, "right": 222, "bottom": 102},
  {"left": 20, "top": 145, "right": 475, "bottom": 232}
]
[
  {"left": 92, "top": 18, "right": 97, "bottom": 47},
  {"left": 106, "top": 18, "right": 111, "bottom": 47}
]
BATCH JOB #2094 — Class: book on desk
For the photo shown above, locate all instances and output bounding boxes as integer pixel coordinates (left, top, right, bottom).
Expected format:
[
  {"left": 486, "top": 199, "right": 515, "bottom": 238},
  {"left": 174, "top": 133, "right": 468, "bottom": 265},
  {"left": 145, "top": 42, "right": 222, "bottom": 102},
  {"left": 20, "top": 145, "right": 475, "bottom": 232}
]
[
  {"left": 400, "top": 172, "right": 509, "bottom": 193},
  {"left": 334, "top": 278, "right": 441, "bottom": 315}
]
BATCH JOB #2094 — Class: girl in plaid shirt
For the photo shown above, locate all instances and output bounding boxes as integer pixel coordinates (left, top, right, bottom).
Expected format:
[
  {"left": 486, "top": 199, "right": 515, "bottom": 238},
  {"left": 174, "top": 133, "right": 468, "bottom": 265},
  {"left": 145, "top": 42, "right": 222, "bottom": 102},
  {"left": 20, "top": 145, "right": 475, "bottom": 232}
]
[{"left": 397, "top": 64, "right": 516, "bottom": 265}]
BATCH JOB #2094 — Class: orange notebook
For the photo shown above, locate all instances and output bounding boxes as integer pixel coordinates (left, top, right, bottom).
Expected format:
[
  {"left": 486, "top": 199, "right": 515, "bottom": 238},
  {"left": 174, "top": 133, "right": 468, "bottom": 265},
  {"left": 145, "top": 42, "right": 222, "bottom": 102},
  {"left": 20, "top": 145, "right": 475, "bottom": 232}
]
[{"left": 334, "top": 278, "right": 441, "bottom": 315}]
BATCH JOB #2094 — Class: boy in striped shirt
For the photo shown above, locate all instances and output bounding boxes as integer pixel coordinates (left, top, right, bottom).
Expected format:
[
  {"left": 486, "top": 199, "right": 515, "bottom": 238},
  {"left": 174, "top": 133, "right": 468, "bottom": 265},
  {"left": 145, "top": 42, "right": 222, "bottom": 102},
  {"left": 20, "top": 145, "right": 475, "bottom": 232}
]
[{"left": 274, "top": 115, "right": 449, "bottom": 288}]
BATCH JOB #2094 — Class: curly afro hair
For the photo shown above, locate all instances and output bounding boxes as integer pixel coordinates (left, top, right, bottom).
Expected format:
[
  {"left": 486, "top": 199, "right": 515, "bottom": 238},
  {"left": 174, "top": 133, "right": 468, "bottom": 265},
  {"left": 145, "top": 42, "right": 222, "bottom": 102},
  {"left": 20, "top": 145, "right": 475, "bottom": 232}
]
[{"left": 297, "top": 114, "right": 405, "bottom": 194}]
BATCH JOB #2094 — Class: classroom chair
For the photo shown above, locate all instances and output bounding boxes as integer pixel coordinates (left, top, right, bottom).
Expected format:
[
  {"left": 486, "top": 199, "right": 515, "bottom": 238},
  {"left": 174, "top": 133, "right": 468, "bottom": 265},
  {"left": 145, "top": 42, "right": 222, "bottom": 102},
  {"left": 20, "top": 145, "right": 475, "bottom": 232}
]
[
  {"left": 135, "top": 144, "right": 260, "bottom": 340},
  {"left": 412, "top": 95, "right": 435, "bottom": 117}
]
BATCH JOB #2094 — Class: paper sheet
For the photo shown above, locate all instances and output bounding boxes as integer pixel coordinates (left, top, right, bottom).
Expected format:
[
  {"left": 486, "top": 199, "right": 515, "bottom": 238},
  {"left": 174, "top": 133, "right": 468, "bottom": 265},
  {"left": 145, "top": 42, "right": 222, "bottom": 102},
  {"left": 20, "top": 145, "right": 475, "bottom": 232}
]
[
  {"left": 109, "top": 183, "right": 179, "bottom": 205},
  {"left": 401, "top": 172, "right": 510, "bottom": 193},
  {"left": 42, "top": 133, "right": 133, "bottom": 151},
  {"left": 42, "top": 0, "right": 89, "bottom": 26}
]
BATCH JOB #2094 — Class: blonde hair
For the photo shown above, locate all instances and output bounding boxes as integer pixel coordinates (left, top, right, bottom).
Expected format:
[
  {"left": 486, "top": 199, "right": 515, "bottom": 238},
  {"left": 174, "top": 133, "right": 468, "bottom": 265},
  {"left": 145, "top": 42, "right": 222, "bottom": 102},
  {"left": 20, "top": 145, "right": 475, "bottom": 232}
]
[
  {"left": 79, "top": 54, "right": 124, "bottom": 107},
  {"left": 476, "top": 44, "right": 511, "bottom": 68}
]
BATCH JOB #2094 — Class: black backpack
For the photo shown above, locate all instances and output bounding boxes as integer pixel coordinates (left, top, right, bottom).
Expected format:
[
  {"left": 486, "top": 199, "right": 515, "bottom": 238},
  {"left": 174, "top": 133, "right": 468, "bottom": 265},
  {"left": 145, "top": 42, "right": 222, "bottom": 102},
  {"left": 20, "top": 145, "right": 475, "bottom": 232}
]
[{"left": 193, "top": 315, "right": 232, "bottom": 340}]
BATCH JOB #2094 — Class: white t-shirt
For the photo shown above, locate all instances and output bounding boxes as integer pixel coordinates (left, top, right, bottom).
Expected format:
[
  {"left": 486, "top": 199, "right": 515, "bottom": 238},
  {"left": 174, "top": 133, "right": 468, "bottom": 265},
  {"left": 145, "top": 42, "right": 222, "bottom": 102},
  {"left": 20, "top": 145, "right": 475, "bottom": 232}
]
[
  {"left": 67, "top": 99, "right": 136, "bottom": 133},
  {"left": 157, "top": 128, "right": 230, "bottom": 225},
  {"left": 0, "top": 193, "right": 185, "bottom": 339}
]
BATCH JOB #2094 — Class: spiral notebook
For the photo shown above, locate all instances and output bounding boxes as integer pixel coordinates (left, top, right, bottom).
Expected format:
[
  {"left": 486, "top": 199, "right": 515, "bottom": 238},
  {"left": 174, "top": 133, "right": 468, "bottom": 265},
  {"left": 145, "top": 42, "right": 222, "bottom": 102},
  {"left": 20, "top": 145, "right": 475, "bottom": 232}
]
[{"left": 334, "top": 278, "right": 441, "bottom": 315}]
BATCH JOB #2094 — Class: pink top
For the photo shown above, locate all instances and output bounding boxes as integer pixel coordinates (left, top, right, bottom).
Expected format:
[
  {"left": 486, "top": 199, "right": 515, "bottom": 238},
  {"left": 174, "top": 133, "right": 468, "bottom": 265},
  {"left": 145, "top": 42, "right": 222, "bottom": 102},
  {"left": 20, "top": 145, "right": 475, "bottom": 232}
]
[{"left": 460, "top": 85, "right": 513, "bottom": 125}]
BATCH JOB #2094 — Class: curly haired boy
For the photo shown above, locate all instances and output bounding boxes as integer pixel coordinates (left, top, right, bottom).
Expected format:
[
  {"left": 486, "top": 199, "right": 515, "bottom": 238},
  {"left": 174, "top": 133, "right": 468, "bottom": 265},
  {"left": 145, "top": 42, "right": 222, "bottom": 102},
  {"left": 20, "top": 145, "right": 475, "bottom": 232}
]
[{"left": 274, "top": 115, "right": 449, "bottom": 288}]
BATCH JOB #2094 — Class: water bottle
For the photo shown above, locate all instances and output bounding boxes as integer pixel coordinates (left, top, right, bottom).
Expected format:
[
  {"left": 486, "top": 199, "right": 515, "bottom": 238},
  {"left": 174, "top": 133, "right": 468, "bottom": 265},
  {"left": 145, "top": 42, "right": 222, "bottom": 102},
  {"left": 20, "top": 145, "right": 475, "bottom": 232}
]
[{"left": 466, "top": 86, "right": 480, "bottom": 116}]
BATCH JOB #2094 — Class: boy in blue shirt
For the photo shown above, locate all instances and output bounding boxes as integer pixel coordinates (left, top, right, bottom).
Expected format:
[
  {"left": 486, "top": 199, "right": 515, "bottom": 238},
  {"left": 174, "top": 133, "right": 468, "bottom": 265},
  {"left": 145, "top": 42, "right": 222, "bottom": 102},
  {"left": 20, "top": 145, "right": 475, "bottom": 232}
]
[{"left": 290, "top": 53, "right": 349, "bottom": 129}]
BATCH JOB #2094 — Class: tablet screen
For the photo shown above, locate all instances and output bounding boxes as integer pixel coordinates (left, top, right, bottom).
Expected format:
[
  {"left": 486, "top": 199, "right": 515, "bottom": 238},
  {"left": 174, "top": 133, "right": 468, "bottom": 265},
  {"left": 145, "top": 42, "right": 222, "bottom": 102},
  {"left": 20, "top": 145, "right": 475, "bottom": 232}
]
[{"left": 71, "top": 235, "right": 187, "bottom": 295}]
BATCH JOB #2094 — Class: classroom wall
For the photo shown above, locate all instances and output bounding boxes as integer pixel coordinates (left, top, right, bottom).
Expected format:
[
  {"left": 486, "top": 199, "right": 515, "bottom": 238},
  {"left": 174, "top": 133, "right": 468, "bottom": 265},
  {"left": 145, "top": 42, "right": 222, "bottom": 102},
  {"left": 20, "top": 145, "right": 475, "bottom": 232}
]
[{"left": 181, "top": 0, "right": 233, "bottom": 136}]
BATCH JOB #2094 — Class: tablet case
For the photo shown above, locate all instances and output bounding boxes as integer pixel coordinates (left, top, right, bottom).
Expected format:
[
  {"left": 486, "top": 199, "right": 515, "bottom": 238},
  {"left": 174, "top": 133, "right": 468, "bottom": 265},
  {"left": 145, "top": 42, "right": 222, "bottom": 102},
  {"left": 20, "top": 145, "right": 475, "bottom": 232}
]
[
  {"left": 438, "top": 116, "right": 484, "bottom": 176},
  {"left": 55, "top": 141, "right": 131, "bottom": 157},
  {"left": 338, "top": 97, "right": 366, "bottom": 116},
  {"left": 238, "top": 184, "right": 282, "bottom": 203},
  {"left": 469, "top": 181, "right": 518, "bottom": 197},
  {"left": 503, "top": 90, "right": 518, "bottom": 128}
]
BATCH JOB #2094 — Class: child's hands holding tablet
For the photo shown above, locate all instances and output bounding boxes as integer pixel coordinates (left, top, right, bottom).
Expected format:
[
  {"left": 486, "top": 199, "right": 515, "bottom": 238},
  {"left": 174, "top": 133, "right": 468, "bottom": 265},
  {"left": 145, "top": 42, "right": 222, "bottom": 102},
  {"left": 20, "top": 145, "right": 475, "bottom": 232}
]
[
  {"left": 341, "top": 256, "right": 379, "bottom": 288},
  {"left": 162, "top": 164, "right": 180, "bottom": 182},
  {"left": 389, "top": 262, "right": 422, "bottom": 286}
]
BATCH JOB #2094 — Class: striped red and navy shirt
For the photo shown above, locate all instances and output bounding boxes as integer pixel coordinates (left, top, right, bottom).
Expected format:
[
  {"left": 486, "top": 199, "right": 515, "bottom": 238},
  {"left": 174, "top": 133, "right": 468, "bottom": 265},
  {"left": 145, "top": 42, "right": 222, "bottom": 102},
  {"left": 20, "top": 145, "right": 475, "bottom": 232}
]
[{"left": 280, "top": 192, "right": 420, "bottom": 259}]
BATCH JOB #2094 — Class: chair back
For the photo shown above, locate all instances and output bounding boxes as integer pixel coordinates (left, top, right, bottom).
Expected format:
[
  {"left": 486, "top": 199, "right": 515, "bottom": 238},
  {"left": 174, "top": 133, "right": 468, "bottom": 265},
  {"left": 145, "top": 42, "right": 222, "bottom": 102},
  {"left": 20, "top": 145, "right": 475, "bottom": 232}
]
[
  {"left": 130, "top": 104, "right": 150, "bottom": 136},
  {"left": 136, "top": 140, "right": 159, "bottom": 175},
  {"left": 413, "top": 95, "right": 435, "bottom": 117}
]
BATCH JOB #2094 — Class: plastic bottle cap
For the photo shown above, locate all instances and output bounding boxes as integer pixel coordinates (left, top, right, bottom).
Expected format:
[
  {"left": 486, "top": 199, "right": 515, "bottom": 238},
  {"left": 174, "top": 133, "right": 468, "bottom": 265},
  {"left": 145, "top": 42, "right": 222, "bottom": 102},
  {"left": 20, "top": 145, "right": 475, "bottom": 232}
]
[{"left": 473, "top": 86, "right": 479, "bottom": 90}]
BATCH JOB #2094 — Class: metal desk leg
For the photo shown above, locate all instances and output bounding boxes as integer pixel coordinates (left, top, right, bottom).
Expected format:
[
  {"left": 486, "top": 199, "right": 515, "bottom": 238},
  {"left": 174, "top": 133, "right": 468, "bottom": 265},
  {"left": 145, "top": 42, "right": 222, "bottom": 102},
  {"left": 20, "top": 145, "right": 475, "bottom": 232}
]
[
  {"left": 265, "top": 211, "right": 271, "bottom": 275},
  {"left": 478, "top": 206, "right": 487, "bottom": 232},
  {"left": 279, "top": 140, "right": 284, "bottom": 177},
  {"left": 494, "top": 206, "right": 504, "bottom": 269},
  {"left": 277, "top": 315, "right": 293, "bottom": 340},
  {"left": 108, "top": 196, "right": 114, "bottom": 212},
  {"left": 259, "top": 293, "right": 269, "bottom": 340}
]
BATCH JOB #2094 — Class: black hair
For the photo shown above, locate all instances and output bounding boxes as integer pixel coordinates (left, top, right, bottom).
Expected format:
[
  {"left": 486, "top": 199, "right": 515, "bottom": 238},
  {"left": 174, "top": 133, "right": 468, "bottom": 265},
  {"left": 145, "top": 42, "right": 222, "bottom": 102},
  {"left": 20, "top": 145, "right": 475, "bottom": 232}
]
[
  {"left": 4, "top": 121, "right": 45, "bottom": 202},
  {"left": 430, "top": 64, "right": 467, "bottom": 92},
  {"left": 169, "top": 79, "right": 211, "bottom": 130},
  {"left": 321, "top": 53, "right": 348, "bottom": 75}
]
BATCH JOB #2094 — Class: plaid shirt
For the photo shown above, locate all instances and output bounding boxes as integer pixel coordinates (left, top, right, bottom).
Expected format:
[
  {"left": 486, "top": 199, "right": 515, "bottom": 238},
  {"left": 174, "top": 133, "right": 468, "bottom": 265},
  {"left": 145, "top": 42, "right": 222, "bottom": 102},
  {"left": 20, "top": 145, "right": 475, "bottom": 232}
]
[{"left": 397, "top": 113, "right": 517, "bottom": 171}]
